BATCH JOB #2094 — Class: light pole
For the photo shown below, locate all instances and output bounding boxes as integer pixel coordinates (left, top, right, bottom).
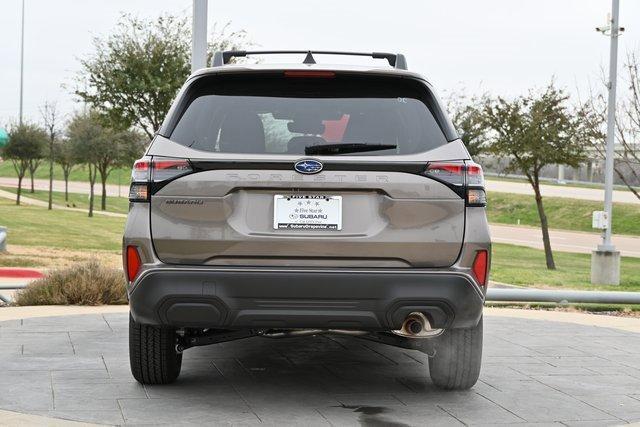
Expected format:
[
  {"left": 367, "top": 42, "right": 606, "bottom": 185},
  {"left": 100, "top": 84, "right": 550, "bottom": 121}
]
[
  {"left": 191, "top": 0, "right": 208, "bottom": 73},
  {"left": 19, "top": 0, "right": 25, "bottom": 125},
  {"left": 591, "top": 0, "right": 622, "bottom": 285}
]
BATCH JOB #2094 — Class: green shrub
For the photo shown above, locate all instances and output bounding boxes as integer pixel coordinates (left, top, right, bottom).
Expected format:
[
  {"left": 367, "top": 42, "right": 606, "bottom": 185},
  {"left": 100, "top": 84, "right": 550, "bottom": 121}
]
[{"left": 14, "top": 260, "right": 127, "bottom": 305}]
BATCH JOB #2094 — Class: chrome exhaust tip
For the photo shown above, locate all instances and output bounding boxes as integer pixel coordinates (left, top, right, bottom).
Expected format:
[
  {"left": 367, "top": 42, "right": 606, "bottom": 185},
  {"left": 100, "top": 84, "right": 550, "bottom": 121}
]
[{"left": 393, "top": 312, "right": 443, "bottom": 338}]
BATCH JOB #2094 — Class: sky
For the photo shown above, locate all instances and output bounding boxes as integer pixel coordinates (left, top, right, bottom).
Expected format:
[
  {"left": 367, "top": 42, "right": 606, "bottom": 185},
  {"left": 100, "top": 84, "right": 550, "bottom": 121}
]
[{"left": 0, "top": 0, "right": 639, "bottom": 127}]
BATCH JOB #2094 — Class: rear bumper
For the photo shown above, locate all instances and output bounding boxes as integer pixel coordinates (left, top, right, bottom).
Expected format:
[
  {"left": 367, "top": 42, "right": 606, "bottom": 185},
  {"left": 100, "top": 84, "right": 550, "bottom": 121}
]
[{"left": 128, "top": 267, "right": 484, "bottom": 330}]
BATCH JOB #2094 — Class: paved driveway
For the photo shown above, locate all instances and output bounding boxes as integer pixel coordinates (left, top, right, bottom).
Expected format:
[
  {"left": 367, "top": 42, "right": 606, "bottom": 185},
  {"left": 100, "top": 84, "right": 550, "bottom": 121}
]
[{"left": 1, "top": 313, "right": 640, "bottom": 425}]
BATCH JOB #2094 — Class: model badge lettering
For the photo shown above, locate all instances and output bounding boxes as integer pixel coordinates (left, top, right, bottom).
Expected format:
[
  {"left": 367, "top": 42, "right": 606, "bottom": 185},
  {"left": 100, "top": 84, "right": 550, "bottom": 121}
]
[{"left": 165, "top": 199, "right": 204, "bottom": 205}]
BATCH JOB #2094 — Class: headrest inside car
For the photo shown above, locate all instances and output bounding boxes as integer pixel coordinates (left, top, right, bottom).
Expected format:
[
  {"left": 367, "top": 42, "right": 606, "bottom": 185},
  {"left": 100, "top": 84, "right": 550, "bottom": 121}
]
[{"left": 287, "top": 119, "right": 325, "bottom": 135}]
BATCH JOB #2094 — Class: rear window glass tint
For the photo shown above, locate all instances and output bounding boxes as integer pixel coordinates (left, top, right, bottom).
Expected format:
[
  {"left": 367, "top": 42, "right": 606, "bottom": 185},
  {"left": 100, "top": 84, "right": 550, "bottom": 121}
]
[{"left": 168, "top": 75, "right": 454, "bottom": 155}]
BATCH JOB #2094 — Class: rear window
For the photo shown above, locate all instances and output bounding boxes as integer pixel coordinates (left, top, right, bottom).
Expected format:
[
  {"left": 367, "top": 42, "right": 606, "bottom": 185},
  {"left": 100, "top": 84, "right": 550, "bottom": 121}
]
[{"left": 166, "top": 74, "right": 456, "bottom": 156}]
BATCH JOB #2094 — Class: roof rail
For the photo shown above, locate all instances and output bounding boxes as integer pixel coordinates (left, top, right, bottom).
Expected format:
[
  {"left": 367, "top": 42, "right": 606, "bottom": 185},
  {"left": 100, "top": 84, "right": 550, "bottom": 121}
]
[{"left": 211, "top": 50, "right": 408, "bottom": 70}]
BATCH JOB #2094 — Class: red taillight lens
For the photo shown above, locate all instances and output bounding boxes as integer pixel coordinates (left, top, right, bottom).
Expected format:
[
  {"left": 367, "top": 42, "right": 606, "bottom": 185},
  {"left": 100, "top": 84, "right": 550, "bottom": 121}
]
[
  {"left": 126, "top": 245, "right": 142, "bottom": 282},
  {"left": 129, "top": 158, "right": 193, "bottom": 202},
  {"left": 152, "top": 159, "right": 192, "bottom": 182},
  {"left": 472, "top": 250, "right": 489, "bottom": 286},
  {"left": 425, "top": 162, "right": 465, "bottom": 186},
  {"left": 132, "top": 159, "right": 150, "bottom": 181},
  {"left": 466, "top": 162, "right": 484, "bottom": 186}
]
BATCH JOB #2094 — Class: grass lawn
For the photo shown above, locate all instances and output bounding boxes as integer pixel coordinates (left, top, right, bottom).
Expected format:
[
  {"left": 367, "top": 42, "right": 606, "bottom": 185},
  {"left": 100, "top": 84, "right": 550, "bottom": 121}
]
[
  {"left": 491, "top": 243, "right": 640, "bottom": 291},
  {"left": 0, "top": 161, "right": 131, "bottom": 186},
  {"left": 487, "top": 192, "right": 640, "bottom": 236},
  {"left": 0, "top": 186, "right": 130, "bottom": 214},
  {"left": 0, "top": 198, "right": 125, "bottom": 251}
]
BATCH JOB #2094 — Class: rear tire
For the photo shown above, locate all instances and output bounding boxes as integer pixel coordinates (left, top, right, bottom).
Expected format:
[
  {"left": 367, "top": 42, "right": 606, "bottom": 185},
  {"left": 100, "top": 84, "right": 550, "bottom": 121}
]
[
  {"left": 428, "top": 316, "right": 483, "bottom": 390},
  {"left": 129, "top": 314, "right": 182, "bottom": 385}
]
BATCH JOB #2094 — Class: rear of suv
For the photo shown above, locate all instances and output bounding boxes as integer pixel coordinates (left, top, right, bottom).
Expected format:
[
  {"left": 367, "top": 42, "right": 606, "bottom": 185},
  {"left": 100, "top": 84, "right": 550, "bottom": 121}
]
[{"left": 124, "top": 51, "right": 490, "bottom": 390}]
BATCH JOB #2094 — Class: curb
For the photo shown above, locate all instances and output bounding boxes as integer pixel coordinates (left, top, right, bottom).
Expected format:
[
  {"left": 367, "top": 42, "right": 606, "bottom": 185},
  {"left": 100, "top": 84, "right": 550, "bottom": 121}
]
[{"left": 0, "top": 268, "right": 44, "bottom": 279}]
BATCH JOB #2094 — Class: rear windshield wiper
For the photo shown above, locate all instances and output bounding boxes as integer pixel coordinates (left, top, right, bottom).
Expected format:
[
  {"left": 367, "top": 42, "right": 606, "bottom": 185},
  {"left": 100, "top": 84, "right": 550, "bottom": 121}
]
[{"left": 305, "top": 143, "right": 397, "bottom": 155}]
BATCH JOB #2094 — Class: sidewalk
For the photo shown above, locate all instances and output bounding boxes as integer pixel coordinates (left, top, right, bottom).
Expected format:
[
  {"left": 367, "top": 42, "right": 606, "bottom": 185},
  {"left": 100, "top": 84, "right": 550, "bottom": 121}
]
[
  {"left": 486, "top": 178, "right": 640, "bottom": 205},
  {"left": 490, "top": 224, "right": 640, "bottom": 257},
  {"left": 0, "top": 188, "right": 127, "bottom": 218},
  {"left": 0, "top": 177, "right": 128, "bottom": 198}
]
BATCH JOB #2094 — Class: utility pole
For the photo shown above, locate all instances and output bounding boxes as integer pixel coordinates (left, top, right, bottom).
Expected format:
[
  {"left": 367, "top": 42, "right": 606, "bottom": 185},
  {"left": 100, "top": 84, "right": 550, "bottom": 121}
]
[
  {"left": 591, "top": 0, "right": 622, "bottom": 285},
  {"left": 19, "top": 0, "right": 25, "bottom": 125},
  {"left": 191, "top": 0, "right": 208, "bottom": 73}
]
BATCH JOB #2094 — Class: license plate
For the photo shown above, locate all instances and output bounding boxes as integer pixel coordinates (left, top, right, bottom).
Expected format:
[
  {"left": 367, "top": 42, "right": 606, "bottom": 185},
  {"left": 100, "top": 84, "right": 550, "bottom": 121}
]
[{"left": 273, "top": 195, "right": 342, "bottom": 230}]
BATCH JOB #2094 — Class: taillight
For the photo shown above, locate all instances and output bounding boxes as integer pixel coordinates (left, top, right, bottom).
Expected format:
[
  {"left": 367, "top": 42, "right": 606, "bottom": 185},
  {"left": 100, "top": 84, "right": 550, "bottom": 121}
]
[
  {"left": 125, "top": 245, "right": 142, "bottom": 282},
  {"left": 472, "top": 249, "right": 489, "bottom": 286},
  {"left": 424, "top": 161, "right": 486, "bottom": 207},
  {"left": 132, "top": 159, "right": 150, "bottom": 181},
  {"left": 129, "top": 157, "right": 193, "bottom": 202},
  {"left": 152, "top": 159, "right": 192, "bottom": 182},
  {"left": 425, "top": 162, "right": 465, "bottom": 186}
]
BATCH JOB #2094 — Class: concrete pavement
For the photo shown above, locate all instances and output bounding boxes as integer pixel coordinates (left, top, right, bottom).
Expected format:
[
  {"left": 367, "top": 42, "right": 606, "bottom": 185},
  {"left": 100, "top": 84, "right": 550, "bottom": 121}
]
[
  {"left": 1, "top": 311, "right": 640, "bottom": 425},
  {"left": 486, "top": 178, "right": 640, "bottom": 205},
  {"left": 490, "top": 224, "right": 640, "bottom": 257}
]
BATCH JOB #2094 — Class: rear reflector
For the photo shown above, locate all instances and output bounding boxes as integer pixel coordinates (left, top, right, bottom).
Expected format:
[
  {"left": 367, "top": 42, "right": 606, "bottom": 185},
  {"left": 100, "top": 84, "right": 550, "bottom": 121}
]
[
  {"left": 472, "top": 250, "right": 489, "bottom": 286},
  {"left": 126, "top": 245, "right": 142, "bottom": 282},
  {"left": 284, "top": 70, "right": 336, "bottom": 78}
]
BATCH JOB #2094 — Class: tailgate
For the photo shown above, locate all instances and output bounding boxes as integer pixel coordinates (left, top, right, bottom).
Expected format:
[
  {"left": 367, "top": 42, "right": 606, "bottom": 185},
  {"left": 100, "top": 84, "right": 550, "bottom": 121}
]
[{"left": 150, "top": 168, "right": 464, "bottom": 267}]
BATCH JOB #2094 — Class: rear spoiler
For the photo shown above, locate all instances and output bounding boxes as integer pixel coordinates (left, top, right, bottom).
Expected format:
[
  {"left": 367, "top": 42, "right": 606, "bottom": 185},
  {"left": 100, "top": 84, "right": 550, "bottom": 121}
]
[{"left": 212, "top": 50, "right": 408, "bottom": 70}]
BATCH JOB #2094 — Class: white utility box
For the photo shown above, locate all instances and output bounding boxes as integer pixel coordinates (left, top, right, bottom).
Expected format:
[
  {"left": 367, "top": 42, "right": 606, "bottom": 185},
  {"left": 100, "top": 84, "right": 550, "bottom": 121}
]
[{"left": 592, "top": 211, "right": 609, "bottom": 230}]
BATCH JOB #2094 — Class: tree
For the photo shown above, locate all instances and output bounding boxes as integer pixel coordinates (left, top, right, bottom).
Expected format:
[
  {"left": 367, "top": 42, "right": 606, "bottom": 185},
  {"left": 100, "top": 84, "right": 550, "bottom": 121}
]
[
  {"left": 53, "top": 139, "right": 76, "bottom": 202},
  {"left": 2, "top": 123, "right": 47, "bottom": 205},
  {"left": 445, "top": 92, "right": 489, "bottom": 156},
  {"left": 27, "top": 144, "right": 45, "bottom": 194},
  {"left": 482, "top": 83, "right": 588, "bottom": 269},
  {"left": 75, "top": 15, "right": 250, "bottom": 139},
  {"left": 582, "top": 51, "right": 640, "bottom": 200},
  {"left": 94, "top": 128, "right": 145, "bottom": 211},
  {"left": 40, "top": 102, "right": 62, "bottom": 209},
  {"left": 67, "top": 111, "right": 109, "bottom": 217}
]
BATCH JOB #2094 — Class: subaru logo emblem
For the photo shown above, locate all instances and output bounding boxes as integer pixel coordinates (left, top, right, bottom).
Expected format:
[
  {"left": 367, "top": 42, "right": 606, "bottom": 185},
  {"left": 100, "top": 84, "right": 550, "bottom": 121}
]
[{"left": 294, "top": 159, "right": 323, "bottom": 174}]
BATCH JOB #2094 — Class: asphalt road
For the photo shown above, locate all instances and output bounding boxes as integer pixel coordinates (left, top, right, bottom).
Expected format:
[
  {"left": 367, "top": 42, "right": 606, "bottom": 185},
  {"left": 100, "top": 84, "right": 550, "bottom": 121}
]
[{"left": 1, "top": 312, "right": 639, "bottom": 425}]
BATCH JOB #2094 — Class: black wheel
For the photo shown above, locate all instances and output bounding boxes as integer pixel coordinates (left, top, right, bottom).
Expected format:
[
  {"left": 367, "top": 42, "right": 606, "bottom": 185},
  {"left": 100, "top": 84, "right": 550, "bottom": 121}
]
[
  {"left": 428, "top": 316, "right": 483, "bottom": 390},
  {"left": 129, "top": 314, "right": 182, "bottom": 385}
]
